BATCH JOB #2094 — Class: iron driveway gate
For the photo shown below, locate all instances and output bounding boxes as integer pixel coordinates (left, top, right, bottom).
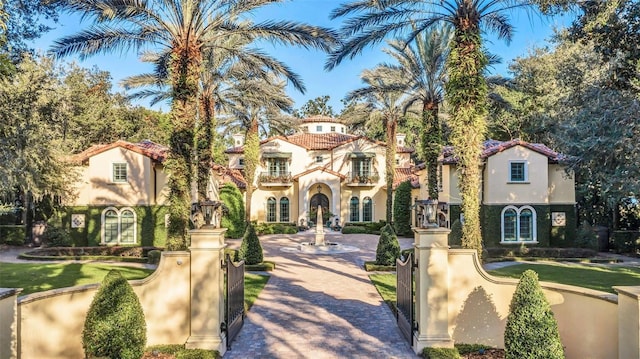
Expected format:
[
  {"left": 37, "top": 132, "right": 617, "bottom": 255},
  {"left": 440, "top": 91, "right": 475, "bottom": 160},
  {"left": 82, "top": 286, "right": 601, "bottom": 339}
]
[
  {"left": 224, "top": 254, "right": 245, "bottom": 349},
  {"left": 396, "top": 253, "right": 414, "bottom": 346}
]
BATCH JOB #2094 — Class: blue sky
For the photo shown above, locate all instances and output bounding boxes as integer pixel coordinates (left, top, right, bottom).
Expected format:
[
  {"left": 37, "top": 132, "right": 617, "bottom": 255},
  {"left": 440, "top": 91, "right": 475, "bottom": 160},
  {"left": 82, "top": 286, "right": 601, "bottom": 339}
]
[{"left": 32, "top": 0, "right": 575, "bottom": 113}]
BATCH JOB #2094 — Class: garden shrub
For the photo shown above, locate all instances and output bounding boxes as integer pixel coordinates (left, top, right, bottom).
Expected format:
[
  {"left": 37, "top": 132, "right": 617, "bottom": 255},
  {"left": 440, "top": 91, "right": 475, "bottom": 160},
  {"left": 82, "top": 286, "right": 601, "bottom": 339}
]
[
  {"left": 504, "top": 270, "right": 564, "bottom": 359},
  {"left": 83, "top": 270, "right": 146, "bottom": 359},
  {"left": 393, "top": 181, "right": 413, "bottom": 236},
  {"left": 575, "top": 221, "right": 598, "bottom": 250},
  {"left": 449, "top": 219, "right": 462, "bottom": 246},
  {"left": 220, "top": 183, "right": 246, "bottom": 238},
  {"left": 147, "top": 250, "right": 162, "bottom": 264},
  {"left": 455, "top": 343, "right": 492, "bottom": 355},
  {"left": 0, "top": 225, "right": 26, "bottom": 245},
  {"left": 422, "top": 347, "right": 461, "bottom": 359},
  {"left": 176, "top": 349, "right": 217, "bottom": 359},
  {"left": 341, "top": 226, "right": 368, "bottom": 234},
  {"left": 255, "top": 222, "right": 297, "bottom": 235},
  {"left": 42, "top": 225, "right": 72, "bottom": 247},
  {"left": 612, "top": 230, "right": 640, "bottom": 254},
  {"left": 375, "top": 224, "right": 400, "bottom": 266},
  {"left": 238, "top": 224, "right": 263, "bottom": 265}
]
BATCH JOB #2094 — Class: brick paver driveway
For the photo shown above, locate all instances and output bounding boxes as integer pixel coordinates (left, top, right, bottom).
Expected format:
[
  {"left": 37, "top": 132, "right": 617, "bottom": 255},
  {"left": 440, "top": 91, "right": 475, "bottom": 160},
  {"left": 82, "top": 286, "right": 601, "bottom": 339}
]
[{"left": 223, "top": 232, "right": 419, "bottom": 359}]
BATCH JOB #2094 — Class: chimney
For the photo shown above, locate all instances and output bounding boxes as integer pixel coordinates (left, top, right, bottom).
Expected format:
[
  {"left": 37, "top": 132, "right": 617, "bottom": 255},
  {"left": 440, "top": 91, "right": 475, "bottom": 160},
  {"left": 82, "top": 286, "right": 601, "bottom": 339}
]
[
  {"left": 396, "top": 133, "right": 406, "bottom": 147},
  {"left": 232, "top": 133, "right": 245, "bottom": 147}
]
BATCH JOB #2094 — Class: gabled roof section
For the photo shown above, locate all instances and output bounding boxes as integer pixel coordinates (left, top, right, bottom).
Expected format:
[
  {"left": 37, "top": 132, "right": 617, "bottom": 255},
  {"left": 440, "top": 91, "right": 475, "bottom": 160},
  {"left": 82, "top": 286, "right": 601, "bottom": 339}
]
[
  {"left": 393, "top": 167, "right": 420, "bottom": 189},
  {"left": 292, "top": 166, "right": 346, "bottom": 180},
  {"left": 442, "top": 139, "right": 563, "bottom": 164},
  {"left": 213, "top": 164, "right": 247, "bottom": 189},
  {"left": 70, "top": 140, "right": 169, "bottom": 164}
]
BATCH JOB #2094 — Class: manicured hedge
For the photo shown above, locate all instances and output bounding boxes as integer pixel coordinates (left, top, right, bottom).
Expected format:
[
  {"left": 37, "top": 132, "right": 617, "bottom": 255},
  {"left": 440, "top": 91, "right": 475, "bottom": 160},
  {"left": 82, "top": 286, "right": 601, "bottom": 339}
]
[
  {"left": 255, "top": 222, "right": 297, "bottom": 235},
  {"left": 375, "top": 224, "right": 400, "bottom": 266},
  {"left": 393, "top": 181, "right": 413, "bottom": 237},
  {"left": 238, "top": 224, "right": 263, "bottom": 265},
  {"left": 0, "top": 225, "right": 26, "bottom": 245},
  {"left": 485, "top": 247, "right": 596, "bottom": 259},
  {"left": 612, "top": 230, "right": 640, "bottom": 254}
]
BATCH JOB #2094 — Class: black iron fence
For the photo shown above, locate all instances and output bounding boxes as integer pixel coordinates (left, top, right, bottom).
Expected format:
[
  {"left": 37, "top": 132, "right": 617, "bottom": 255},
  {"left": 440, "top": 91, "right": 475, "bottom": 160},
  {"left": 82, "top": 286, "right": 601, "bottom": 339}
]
[
  {"left": 225, "top": 254, "right": 245, "bottom": 350},
  {"left": 396, "top": 253, "right": 414, "bottom": 346}
]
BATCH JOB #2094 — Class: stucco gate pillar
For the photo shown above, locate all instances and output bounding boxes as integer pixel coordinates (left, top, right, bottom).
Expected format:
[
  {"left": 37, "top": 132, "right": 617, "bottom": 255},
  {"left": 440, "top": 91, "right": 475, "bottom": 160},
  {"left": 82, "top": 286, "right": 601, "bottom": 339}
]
[
  {"left": 413, "top": 227, "right": 454, "bottom": 354},
  {"left": 185, "top": 227, "right": 228, "bottom": 356}
]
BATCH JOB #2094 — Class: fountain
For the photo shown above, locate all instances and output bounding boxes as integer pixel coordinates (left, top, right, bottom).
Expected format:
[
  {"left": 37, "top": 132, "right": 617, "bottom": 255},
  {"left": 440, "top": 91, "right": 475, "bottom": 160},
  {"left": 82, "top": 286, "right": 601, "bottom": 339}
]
[{"left": 282, "top": 205, "right": 358, "bottom": 254}]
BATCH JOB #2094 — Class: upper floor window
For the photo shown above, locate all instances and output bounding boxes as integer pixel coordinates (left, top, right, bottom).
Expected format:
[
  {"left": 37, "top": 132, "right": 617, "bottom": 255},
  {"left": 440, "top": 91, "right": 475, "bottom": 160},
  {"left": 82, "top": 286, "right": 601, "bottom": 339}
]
[
  {"left": 315, "top": 156, "right": 323, "bottom": 164},
  {"left": 330, "top": 126, "right": 336, "bottom": 132},
  {"left": 238, "top": 158, "right": 245, "bottom": 166},
  {"left": 352, "top": 158, "right": 372, "bottom": 177},
  {"left": 509, "top": 161, "right": 527, "bottom": 182},
  {"left": 112, "top": 163, "right": 127, "bottom": 182},
  {"left": 268, "top": 158, "right": 288, "bottom": 176},
  {"left": 316, "top": 125, "right": 322, "bottom": 132},
  {"left": 341, "top": 127, "right": 345, "bottom": 133}
]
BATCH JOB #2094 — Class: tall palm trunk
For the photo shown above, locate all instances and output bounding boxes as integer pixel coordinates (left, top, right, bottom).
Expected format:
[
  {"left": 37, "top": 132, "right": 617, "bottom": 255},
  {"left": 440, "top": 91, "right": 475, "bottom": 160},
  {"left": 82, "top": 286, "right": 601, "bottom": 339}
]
[
  {"left": 196, "top": 91, "right": 215, "bottom": 201},
  {"left": 166, "top": 44, "right": 202, "bottom": 250},
  {"left": 422, "top": 99, "right": 442, "bottom": 200},
  {"left": 446, "top": 9, "right": 488, "bottom": 259},
  {"left": 385, "top": 116, "right": 397, "bottom": 224},
  {"left": 243, "top": 119, "right": 260, "bottom": 223}
]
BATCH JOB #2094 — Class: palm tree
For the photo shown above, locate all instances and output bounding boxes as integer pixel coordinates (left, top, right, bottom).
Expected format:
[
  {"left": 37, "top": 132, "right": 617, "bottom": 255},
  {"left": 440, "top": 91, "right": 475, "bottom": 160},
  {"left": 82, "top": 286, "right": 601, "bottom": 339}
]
[
  {"left": 53, "top": 0, "right": 337, "bottom": 249},
  {"left": 382, "top": 25, "right": 452, "bottom": 201},
  {"left": 329, "top": 0, "right": 532, "bottom": 258},
  {"left": 345, "top": 66, "right": 405, "bottom": 224},
  {"left": 220, "top": 75, "right": 295, "bottom": 223}
]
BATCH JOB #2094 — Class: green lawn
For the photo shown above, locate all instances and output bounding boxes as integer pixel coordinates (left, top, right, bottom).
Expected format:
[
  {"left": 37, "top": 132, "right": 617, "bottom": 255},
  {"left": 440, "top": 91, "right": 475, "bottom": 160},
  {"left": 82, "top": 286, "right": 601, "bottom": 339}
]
[
  {"left": 369, "top": 264, "right": 640, "bottom": 297},
  {"left": 0, "top": 262, "right": 155, "bottom": 295},
  {"left": 488, "top": 263, "right": 640, "bottom": 294},
  {"left": 244, "top": 273, "right": 269, "bottom": 310}
]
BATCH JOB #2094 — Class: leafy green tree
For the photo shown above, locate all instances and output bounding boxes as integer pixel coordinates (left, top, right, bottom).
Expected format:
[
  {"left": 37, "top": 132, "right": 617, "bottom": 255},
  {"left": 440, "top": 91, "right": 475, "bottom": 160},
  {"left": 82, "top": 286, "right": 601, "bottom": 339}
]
[
  {"left": 393, "top": 181, "right": 413, "bottom": 236},
  {"left": 53, "top": 0, "right": 337, "bottom": 250},
  {"left": 238, "top": 223, "right": 263, "bottom": 265},
  {"left": 220, "top": 183, "right": 246, "bottom": 238},
  {"left": 83, "top": 270, "right": 147, "bottom": 359},
  {"left": 329, "top": 0, "right": 541, "bottom": 260},
  {"left": 293, "top": 95, "right": 335, "bottom": 118},
  {"left": 375, "top": 224, "right": 401, "bottom": 265},
  {"left": 0, "top": 56, "right": 74, "bottom": 208},
  {"left": 2, "top": 0, "right": 59, "bottom": 60},
  {"left": 504, "top": 270, "right": 564, "bottom": 359}
]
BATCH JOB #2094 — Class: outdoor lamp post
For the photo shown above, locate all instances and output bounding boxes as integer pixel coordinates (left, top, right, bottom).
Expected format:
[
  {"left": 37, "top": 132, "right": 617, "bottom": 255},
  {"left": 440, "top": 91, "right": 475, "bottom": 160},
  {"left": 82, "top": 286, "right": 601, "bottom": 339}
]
[
  {"left": 424, "top": 199, "right": 438, "bottom": 228},
  {"left": 199, "top": 199, "right": 218, "bottom": 228}
]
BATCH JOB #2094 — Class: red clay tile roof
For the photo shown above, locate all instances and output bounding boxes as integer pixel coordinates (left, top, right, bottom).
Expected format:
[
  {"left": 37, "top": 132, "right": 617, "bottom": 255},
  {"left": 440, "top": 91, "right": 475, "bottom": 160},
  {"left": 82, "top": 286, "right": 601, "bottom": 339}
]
[
  {"left": 70, "top": 140, "right": 169, "bottom": 164},
  {"left": 300, "top": 115, "right": 344, "bottom": 124},
  {"left": 442, "top": 139, "right": 562, "bottom": 164},
  {"left": 213, "top": 164, "right": 247, "bottom": 189},
  {"left": 393, "top": 167, "right": 420, "bottom": 189},
  {"left": 225, "top": 133, "right": 415, "bottom": 153},
  {"left": 292, "top": 166, "right": 346, "bottom": 180}
]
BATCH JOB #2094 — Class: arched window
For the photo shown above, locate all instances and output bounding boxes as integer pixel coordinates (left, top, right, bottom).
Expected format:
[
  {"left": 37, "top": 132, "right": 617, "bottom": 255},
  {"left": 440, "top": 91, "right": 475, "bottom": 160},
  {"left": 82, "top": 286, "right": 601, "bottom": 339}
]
[
  {"left": 101, "top": 207, "right": 137, "bottom": 245},
  {"left": 350, "top": 197, "right": 359, "bottom": 222},
  {"left": 280, "top": 197, "right": 290, "bottom": 223},
  {"left": 362, "top": 197, "right": 372, "bottom": 222},
  {"left": 501, "top": 206, "right": 536, "bottom": 242},
  {"left": 266, "top": 197, "right": 277, "bottom": 222}
]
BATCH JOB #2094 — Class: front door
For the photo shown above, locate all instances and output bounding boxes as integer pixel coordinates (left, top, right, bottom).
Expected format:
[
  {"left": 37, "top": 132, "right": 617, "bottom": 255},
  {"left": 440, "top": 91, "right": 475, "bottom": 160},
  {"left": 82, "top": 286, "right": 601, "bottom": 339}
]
[{"left": 309, "top": 193, "right": 329, "bottom": 225}]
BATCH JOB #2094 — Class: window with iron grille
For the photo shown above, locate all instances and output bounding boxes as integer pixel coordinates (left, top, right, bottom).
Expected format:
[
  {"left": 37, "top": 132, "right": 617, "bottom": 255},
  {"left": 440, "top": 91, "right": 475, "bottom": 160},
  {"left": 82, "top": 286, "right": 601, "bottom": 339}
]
[
  {"left": 267, "top": 197, "right": 277, "bottom": 222},
  {"left": 350, "top": 197, "right": 359, "bottom": 222},
  {"left": 363, "top": 197, "right": 372, "bottom": 222}
]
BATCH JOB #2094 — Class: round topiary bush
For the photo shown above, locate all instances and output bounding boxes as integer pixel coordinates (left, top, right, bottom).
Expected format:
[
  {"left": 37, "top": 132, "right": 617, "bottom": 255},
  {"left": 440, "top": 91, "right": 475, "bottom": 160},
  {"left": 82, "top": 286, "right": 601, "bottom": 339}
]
[
  {"left": 504, "top": 269, "right": 564, "bottom": 359},
  {"left": 238, "top": 224, "right": 263, "bottom": 265},
  {"left": 42, "top": 225, "right": 72, "bottom": 247},
  {"left": 449, "top": 219, "right": 463, "bottom": 246},
  {"left": 375, "top": 224, "right": 401, "bottom": 266},
  {"left": 83, "top": 269, "right": 147, "bottom": 359}
]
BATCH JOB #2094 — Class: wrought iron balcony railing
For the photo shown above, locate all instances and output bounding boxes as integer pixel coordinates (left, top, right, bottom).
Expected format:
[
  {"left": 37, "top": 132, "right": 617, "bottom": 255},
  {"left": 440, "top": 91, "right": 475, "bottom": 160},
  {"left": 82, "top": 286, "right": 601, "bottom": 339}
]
[
  {"left": 258, "top": 172, "right": 292, "bottom": 185},
  {"left": 347, "top": 171, "right": 380, "bottom": 185}
]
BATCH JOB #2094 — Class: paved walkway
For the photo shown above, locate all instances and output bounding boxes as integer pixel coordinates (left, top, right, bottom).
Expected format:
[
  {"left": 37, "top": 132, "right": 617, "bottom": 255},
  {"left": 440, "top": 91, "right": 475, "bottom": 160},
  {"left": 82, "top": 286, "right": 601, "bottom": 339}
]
[{"left": 223, "top": 232, "right": 418, "bottom": 359}]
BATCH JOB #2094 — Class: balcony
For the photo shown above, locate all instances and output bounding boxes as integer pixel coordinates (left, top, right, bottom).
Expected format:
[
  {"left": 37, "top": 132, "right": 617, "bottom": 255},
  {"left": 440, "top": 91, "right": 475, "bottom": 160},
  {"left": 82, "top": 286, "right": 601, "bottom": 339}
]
[
  {"left": 258, "top": 172, "right": 293, "bottom": 187},
  {"left": 347, "top": 171, "right": 380, "bottom": 186}
]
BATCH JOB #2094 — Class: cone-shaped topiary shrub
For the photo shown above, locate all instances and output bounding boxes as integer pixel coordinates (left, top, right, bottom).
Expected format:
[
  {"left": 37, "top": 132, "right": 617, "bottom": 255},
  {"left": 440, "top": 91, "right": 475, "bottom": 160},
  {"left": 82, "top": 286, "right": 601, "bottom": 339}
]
[
  {"left": 393, "top": 181, "right": 413, "bottom": 237},
  {"left": 238, "top": 223, "right": 263, "bottom": 265},
  {"left": 375, "top": 224, "right": 401, "bottom": 265},
  {"left": 504, "top": 269, "right": 564, "bottom": 359},
  {"left": 449, "top": 219, "right": 462, "bottom": 246},
  {"left": 83, "top": 269, "right": 146, "bottom": 359}
]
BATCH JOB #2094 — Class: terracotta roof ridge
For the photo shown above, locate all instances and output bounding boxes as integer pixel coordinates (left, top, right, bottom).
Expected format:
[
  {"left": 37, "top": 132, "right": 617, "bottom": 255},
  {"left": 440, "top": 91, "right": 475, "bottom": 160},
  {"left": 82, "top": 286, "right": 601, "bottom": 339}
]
[{"left": 292, "top": 166, "right": 346, "bottom": 180}]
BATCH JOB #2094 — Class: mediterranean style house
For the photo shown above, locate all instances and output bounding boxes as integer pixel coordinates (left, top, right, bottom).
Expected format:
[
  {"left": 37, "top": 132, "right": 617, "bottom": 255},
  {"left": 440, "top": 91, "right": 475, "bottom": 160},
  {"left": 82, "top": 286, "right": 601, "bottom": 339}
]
[{"left": 64, "top": 116, "right": 576, "bottom": 247}]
